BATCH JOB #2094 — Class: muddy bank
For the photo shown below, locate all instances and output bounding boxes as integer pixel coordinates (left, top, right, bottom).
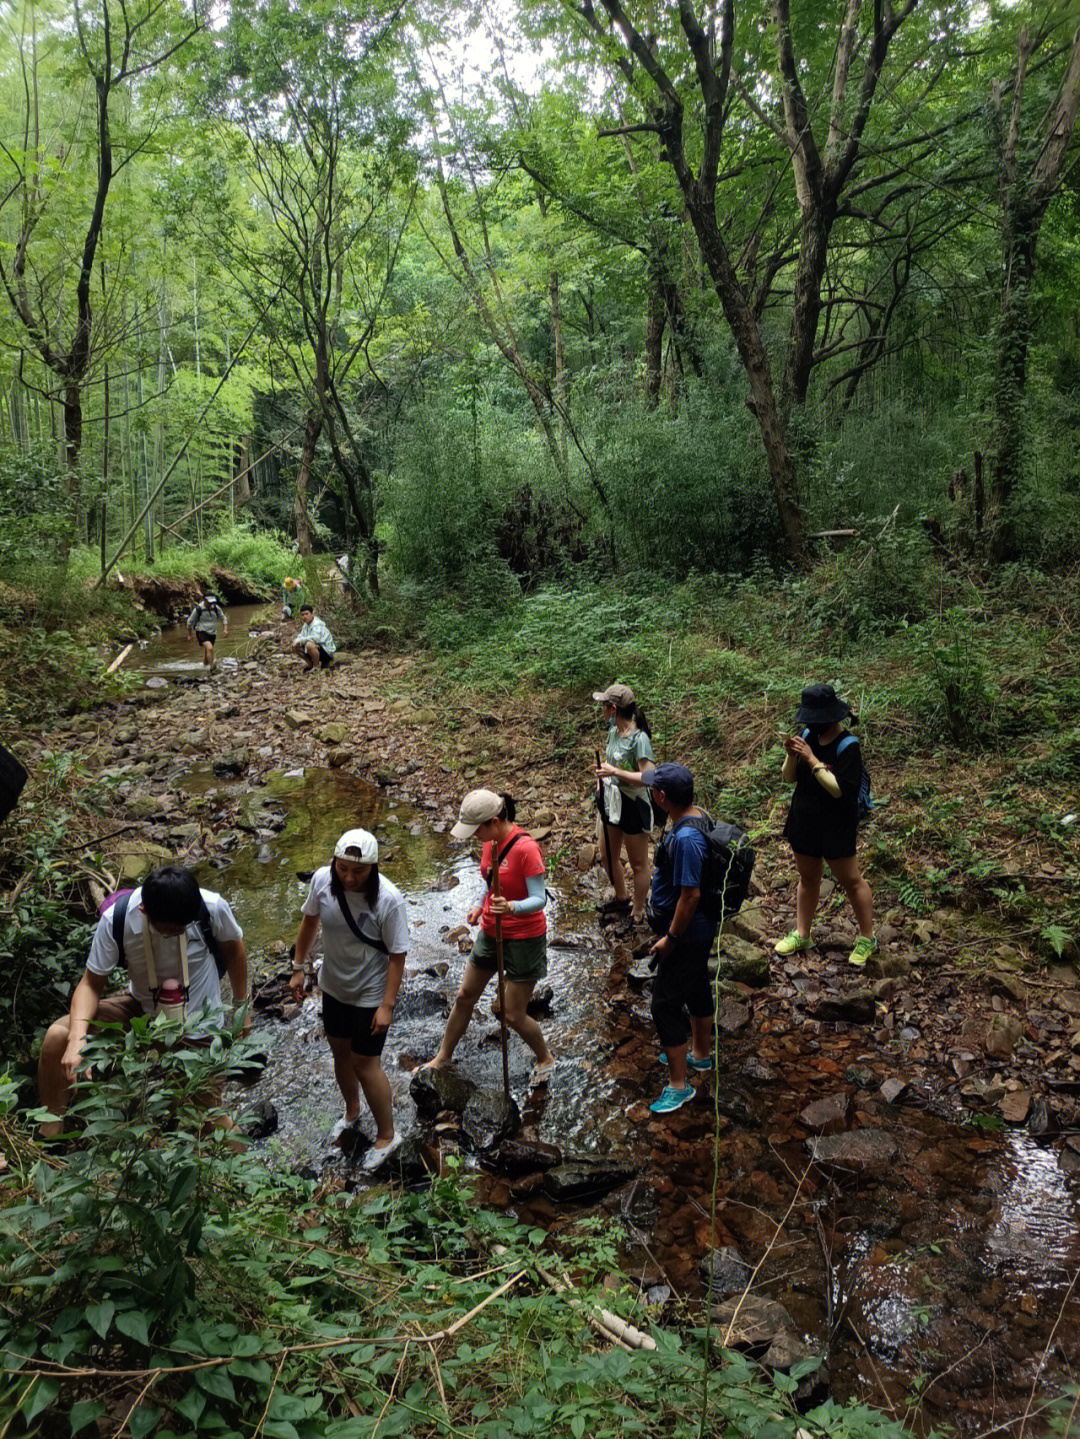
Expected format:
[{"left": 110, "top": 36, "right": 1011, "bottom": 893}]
[
  {"left": 113, "top": 565, "right": 268, "bottom": 615},
  {"left": 32, "top": 616, "right": 1080, "bottom": 1433}
]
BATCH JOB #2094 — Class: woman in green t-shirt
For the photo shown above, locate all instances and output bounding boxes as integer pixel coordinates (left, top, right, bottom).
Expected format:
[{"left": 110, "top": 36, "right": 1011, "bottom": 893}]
[{"left": 593, "top": 682, "right": 656, "bottom": 923}]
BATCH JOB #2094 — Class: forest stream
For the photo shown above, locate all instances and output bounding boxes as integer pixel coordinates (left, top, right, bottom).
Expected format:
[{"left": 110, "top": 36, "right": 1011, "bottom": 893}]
[{"left": 43, "top": 609, "right": 1080, "bottom": 1434}]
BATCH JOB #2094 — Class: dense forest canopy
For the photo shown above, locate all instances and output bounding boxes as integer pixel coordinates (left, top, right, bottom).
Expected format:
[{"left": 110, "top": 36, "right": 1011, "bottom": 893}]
[{"left": 2, "top": 0, "right": 1080, "bottom": 585}]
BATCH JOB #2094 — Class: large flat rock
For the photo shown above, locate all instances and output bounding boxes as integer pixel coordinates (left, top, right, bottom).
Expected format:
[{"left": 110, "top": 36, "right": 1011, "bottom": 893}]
[{"left": 806, "top": 1127, "right": 897, "bottom": 1175}]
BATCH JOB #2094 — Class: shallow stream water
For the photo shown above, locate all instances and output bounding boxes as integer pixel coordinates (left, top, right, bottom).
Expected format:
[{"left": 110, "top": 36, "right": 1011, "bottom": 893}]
[{"left": 131, "top": 624, "right": 1080, "bottom": 1434}]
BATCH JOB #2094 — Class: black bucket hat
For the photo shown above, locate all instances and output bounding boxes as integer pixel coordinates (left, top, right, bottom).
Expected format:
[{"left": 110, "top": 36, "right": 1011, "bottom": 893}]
[{"left": 794, "top": 684, "right": 854, "bottom": 727}]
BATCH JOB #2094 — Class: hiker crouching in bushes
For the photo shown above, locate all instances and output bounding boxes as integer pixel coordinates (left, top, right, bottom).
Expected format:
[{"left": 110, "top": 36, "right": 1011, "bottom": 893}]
[
  {"left": 421, "top": 790, "right": 555, "bottom": 1088},
  {"left": 281, "top": 575, "right": 304, "bottom": 619},
  {"left": 775, "top": 684, "right": 876, "bottom": 968},
  {"left": 290, "top": 829, "right": 408, "bottom": 1171},
  {"left": 187, "top": 590, "right": 228, "bottom": 668},
  {"left": 593, "top": 682, "right": 655, "bottom": 925},
  {"left": 38, "top": 865, "right": 249, "bottom": 1138},
  {"left": 293, "top": 604, "right": 336, "bottom": 672},
  {"left": 642, "top": 764, "right": 717, "bottom": 1115}
]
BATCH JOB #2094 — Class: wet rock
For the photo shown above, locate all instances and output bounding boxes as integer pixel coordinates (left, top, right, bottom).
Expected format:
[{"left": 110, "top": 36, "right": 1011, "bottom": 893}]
[
  {"left": 542, "top": 1157, "right": 635, "bottom": 1202},
  {"left": 461, "top": 1088, "right": 520, "bottom": 1150},
  {"left": 427, "top": 872, "right": 460, "bottom": 892},
  {"left": 410, "top": 1066, "right": 477, "bottom": 1116},
  {"left": 711, "top": 1295, "right": 794, "bottom": 1350},
  {"left": 762, "top": 1328, "right": 820, "bottom": 1372},
  {"left": 806, "top": 989, "right": 876, "bottom": 1025},
  {"left": 212, "top": 747, "right": 250, "bottom": 776},
  {"left": 381, "top": 1133, "right": 435, "bottom": 1184},
  {"left": 327, "top": 748, "right": 352, "bottom": 768},
  {"left": 230, "top": 1037, "right": 271, "bottom": 1084},
  {"left": 284, "top": 710, "right": 310, "bottom": 730},
  {"left": 713, "top": 1089, "right": 758, "bottom": 1127},
  {"left": 1028, "top": 1095, "right": 1055, "bottom": 1137},
  {"left": 491, "top": 1138, "right": 562, "bottom": 1174},
  {"left": 394, "top": 989, "right": 451, "bottom": 1023},
  {"left": 961, "top": 1076, "right": 1007, "bottom": 1105},
  {"left": 645, "top": 1285, "right": 671, "bottom": 1306},
  {"left": 1001, "top": 1088, "right": 1031, "bottom": 1124},
  {"left": 715, "top": 937, "right": 770, "bottom": 987},
  {"left": 739, "top": 1056, "right": 778, "bottom": 1084},
  {"left": 880, "top": 1077, "right": 908, "bottom": 1104},
  {"left": 799, "top": 1093, "right": 850, "bottom": 1132},
  {"left": 716, "top": 999, "right": 751, "bottom": 1033},
  {"left": 806, "top": 1128, "right": 897, "bottom": 1174},
  {"left": 701, "top": 1246, "right": 751, "bottom": 1298},
  {"left": 316, "top": 722, "right": 347, "bottom": 745},
  {"left": 243, "top": 1100, "right": 278, "bottom": 1139},
  {"left": 986, "top": 1013, "right": 1025, "bottom": 1058}
]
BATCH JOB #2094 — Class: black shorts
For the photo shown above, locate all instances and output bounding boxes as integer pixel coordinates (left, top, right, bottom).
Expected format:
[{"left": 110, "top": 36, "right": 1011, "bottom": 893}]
[
  {"left": 299, "top": 641, "right": 334, "bottom": 668},
  {"left": 608, "top": 793, "right": 652, "bottom": 836},
  {"left": 195, "top": 630, "right": 215, "bottom": 646},
  {"left": 321, "top": 992, "right": 387, "bottom": 1056}
]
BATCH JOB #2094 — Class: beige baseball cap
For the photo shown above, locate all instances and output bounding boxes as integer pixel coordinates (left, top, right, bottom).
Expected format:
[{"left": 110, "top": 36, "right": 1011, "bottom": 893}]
[
  {"left": 592, "top": 682, "right": 635, "bottom": 707},
  {"left": 451, "top": 789, "right": 503, "bottom": 840},
  {"left": 334, "top": 828, "right": 378, "bottom": 863}
]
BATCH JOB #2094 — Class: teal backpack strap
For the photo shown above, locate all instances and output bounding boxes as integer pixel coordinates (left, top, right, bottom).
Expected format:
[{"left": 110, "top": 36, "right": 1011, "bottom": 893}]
[{"left": 836, "top": 736, "right": 858, "bottom": 754}]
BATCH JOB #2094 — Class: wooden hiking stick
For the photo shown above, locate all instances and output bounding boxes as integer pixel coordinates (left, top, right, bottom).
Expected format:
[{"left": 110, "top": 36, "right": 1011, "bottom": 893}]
[
  {"left": 489, "top": 846, "right": 511, "bottom": 1103},
  {"left": 595, "top": 749, "right": 614, "bottom": 884}
]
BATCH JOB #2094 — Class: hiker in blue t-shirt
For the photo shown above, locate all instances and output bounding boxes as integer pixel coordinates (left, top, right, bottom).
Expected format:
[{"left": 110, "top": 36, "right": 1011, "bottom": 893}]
[{"left": 641, "top": 763, "right": 717, "bottom": 1116}]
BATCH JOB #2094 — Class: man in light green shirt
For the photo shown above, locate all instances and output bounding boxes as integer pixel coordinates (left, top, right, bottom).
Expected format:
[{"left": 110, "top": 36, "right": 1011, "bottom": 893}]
[{"left": 293, "top": 604, "right": 337, "bottom": 672}]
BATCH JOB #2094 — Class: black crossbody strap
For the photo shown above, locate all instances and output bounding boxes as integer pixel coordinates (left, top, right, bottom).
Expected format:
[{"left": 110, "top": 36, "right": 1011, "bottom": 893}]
[
  {"left": 330, "top": 871, "right": 389, "bottom": 954},
  {"left": 481, "top": 831, "right": 524, "bottom": 885}
]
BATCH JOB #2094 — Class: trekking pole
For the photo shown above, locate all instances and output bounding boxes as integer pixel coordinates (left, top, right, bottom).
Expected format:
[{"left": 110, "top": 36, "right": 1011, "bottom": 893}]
[
  {"left": 595, "top": 749, "right": 614, "bottom": 886},
  {"left": 490, "top": 851, "right": 511, "bottom": 1104}
]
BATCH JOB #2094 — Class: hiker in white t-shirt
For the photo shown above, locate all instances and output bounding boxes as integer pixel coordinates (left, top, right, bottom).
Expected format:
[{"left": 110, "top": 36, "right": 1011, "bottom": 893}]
[
  {"left": 38, "top": 865, "right": 249, "bottom": 1138},
  {"left": 290, "top": 829, "right": 408, "bottom": 1171}
]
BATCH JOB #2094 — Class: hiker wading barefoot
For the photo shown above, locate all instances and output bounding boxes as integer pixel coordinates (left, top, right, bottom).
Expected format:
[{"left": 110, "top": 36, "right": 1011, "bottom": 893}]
[
  {"left": 593, "top": 682, "right": 655, "bottom": 925},
  {"left": 290, "top": 829, "right": 408, "bottom": 1170},
  {"left": 187, "top": 591, "right": 228, "bottom": 668},
  {"left": 422, "top": 790, "right": 555, "bottom": 1087},
  {"left": 775, "top": 684, "right": 876, "bottom": 969}
]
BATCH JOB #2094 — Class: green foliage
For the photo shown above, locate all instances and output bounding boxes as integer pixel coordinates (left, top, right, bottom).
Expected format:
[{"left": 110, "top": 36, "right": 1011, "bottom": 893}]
[
  {"left": 903, "top": 611, "right": 1000, "bottom": 749},
  {"left": 0, "top": 1041, "right": 920, "bottom": 1439},
  {"left": 0, "top": 444, "right": 73, "bottom": 576},
  {"left": 795, "top": 527, "right": 932, "bottom": 646}
]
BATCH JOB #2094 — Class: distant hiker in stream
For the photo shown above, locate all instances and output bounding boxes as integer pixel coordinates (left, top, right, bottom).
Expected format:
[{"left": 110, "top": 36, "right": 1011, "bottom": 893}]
[
  {"left": 641, "top": 764, "right": 720, "bottom": 1115},
  {"left": 38, "top": 865, "right": 249, "bottom": 1138},
  {"left": 290, "top": 829, "right": 408, "bottom": 1170},
  {"left": 421, "top": 790, "right": 555, "bottom": 1088},
  {"left": 187, "top": 590, "right": 228, "bottom": 668},
  {"left": 593, "top": 682, "right": 656, "bottom": 926},
  {"left": 292, "top": 604, "right": 336, "bottom": 673},
  {"left": 775, "top": 684, "right": 876, "bottom": 969},
  {"left": 281, "top": 575, "right": 304, "bottom": 619}
]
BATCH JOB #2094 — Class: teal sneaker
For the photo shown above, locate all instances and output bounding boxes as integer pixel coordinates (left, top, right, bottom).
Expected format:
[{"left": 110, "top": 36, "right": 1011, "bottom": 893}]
[
  {"left": 849, "top": 934, "right": 879, "bottom": 968},
  {"left": 659, "top": 1051, "right": 713, "bottom": 1071},
  {"left": 774, "top": 929, "right": 813, "bottom": 957},
  {"left": 649, "top": 1084, "right": 696, "bottom": 1114}
]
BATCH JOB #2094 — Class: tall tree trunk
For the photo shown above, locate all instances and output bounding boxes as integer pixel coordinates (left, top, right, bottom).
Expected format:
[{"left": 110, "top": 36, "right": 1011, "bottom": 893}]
[
  {"left": 645, "top": 288, "right": 665, "bottom": 407},
  {"left": 295, "top": 410, "right": 321, "bottom": 556},
  {"left": 549, "top": 271, "right": 568, "bottom": 468},
  {"left": 782, "top": 208, "right": 832, "bottom": 420},
  {"left": 986, "top": 221, "right": 1037, "bottom": 559}
]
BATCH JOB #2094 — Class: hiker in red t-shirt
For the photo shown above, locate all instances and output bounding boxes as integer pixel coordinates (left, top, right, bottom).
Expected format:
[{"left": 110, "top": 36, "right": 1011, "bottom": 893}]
[{"left": 420, "top": 790, "right": 555, "bottom": 1087}]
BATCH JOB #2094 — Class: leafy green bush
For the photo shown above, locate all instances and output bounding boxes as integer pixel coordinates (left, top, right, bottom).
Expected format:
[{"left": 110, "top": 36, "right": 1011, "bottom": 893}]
[
  {"left": 797, "top": 526, "right": 932, "bottom": 645},
  {"left": 0, "top": 443, "right": 72, "bottom": 576},
  {"left": 901, "top": 610, "right": 1000, "bottom": 748}
]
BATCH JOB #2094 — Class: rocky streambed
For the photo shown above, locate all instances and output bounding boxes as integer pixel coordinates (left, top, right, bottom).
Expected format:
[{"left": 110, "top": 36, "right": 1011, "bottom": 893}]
[{"left": 33, "top": 610, "right": 1080, "bottom": 1433}]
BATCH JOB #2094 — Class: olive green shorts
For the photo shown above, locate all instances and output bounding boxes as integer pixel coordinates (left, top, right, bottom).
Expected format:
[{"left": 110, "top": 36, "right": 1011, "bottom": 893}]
[{"left": 470, "top": 930, "right": 548, "bottom": 984}]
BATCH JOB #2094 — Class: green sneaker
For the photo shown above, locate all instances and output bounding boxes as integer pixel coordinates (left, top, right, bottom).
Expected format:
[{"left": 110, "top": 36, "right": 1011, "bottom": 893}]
[
  {"left": 774, "top": 929, "right": 813, "bottom": 957},
  {"left": 849, "top": 935, "right": 879, "bottom": 968}
]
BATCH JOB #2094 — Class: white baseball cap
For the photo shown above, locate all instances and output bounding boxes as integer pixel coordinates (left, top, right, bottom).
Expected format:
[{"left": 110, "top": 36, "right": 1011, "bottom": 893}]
[
  {"left": 451, "top": 789, "right": 503, "bottom": 840},
  {"left": 333, "top": 828, "right": 378, "bottom": 863}
]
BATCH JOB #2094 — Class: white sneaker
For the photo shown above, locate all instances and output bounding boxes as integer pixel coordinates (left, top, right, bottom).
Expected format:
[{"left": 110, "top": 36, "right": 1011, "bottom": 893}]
[
  {"left": 362, "top": 1133, "right": 403, "bottom": 1172},
  {"left": 329, "top": 1114, "right": 357, "bottom": 1147}
]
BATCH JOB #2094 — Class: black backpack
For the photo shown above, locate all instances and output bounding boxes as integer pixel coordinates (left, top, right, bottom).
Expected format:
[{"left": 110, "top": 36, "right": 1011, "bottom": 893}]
[
  {"left": 655, "top": 813, "right": 755, "bottom": 922},
  {"left": 109, "top": 890, "right": 228, "bottom": 976}
]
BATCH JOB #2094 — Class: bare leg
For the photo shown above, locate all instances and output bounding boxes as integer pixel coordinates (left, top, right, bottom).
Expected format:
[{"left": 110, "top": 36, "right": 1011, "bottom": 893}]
[
  {"left": 793, "top": 851, "right": 824, "bottom": 937},
  {"left": 37, "top": 1017, "right": 74, "bottom": 1138},
  {"left": 354, "top": 1054, "right": 394, "bottom": 1144},
  {"left": 503, "top": 981, "right": 554, "bottom": 1066},
  {"left": 828, "top": 855, "right": 874, "bottom": 938},
  {"left": 423, "top": 963, "right": 491, "bottom": 1068},
  {"left": 202, "top": 640, "right": 215, "bottom": 667},
  {"left": 304, "top": 641, "right": 320, "bottom": 670},
  {"left": 689, "top": 1012, "right": 712, "bottom": 1063},
  {"left": 328, "top": 1034, "right": 361, "bottom": 1122},
  {"left": 666, "top": 1041, "right": 688, "bottom": 1086},
  {"left": 623, "top": 831, "right": 652, "bottom": 920},
  {"left": 595, "top": 817, "right": 629, "bottom": 900},
  {"left": 293, "top": 642, "right": 311, "bottom": 670}
]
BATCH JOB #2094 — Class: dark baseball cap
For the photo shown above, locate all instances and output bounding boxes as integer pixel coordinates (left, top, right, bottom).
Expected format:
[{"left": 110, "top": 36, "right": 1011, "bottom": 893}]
[{"left": 643, "top": 762, "right": 694, "bottom": 805}]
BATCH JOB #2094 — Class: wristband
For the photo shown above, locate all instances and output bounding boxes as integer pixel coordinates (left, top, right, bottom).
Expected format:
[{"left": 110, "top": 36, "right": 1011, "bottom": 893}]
[{"left": 666, "top": 930, "right": 681, "bottom": 942}]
